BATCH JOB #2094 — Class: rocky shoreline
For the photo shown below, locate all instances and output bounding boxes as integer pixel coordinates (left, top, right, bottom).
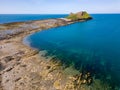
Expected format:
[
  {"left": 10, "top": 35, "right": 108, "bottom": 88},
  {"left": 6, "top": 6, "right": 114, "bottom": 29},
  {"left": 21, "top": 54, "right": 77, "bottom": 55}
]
[
  {"left": 0, "top": 18, "right": 112, "bottom": 90},
  {"left": 0, "top": 19, "right": 84, "bottom": 90}
]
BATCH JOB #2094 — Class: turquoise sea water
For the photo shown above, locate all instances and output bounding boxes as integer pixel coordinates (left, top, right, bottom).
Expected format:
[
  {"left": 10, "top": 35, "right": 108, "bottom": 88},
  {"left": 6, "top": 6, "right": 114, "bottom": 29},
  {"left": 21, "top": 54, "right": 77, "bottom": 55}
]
[
  {"left": 0, "top": 14, "right": 67, "bottom": 24},
  {"left": 25, "top": 14, "right": 120, "bottom": 89}
]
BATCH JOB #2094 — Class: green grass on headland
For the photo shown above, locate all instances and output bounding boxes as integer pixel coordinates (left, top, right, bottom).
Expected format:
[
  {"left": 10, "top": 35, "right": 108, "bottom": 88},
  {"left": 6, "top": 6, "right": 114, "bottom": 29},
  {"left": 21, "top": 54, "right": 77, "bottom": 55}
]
[{"left": 66, "top": 11, "right": 92, "bottom": 21}]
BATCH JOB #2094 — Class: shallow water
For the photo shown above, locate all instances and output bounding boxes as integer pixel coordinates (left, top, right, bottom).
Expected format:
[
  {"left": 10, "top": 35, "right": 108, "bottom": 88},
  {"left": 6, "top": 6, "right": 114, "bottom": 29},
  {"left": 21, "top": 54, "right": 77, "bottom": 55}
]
[{"left": 25, "top": 14, "right": 120, "bottom": 89}]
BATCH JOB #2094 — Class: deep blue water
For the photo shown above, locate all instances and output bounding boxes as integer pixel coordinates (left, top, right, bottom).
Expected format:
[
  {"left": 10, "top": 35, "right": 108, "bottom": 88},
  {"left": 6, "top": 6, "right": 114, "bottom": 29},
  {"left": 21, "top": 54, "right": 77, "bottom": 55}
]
[
  {"left": 0, "top": 14, "right": 67, "bottom": 24},
  {"left": 25, "top": 14, "right": 120, "bottom": 88}
]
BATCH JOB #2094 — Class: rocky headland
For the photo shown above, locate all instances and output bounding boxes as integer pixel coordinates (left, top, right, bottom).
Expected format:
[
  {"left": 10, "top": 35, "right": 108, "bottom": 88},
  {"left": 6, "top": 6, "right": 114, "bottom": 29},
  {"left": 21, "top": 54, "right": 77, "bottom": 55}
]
[{"left": 0, "top": 12, "right": 112, "bottom": 90}]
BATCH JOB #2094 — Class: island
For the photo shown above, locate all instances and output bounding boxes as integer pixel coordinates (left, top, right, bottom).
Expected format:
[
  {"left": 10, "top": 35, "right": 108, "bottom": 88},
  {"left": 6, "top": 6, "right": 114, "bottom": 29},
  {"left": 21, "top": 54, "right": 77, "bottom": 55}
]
[{"left": 66, "top": 11, "right": 92, "bottom": 21}]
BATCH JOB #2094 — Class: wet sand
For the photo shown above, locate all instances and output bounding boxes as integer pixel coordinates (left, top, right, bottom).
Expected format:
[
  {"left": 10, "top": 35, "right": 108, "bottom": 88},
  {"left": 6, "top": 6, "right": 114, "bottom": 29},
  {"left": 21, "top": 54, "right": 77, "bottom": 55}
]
[{"left": 0, "top": 19, "right": 110, "bottom": 90}]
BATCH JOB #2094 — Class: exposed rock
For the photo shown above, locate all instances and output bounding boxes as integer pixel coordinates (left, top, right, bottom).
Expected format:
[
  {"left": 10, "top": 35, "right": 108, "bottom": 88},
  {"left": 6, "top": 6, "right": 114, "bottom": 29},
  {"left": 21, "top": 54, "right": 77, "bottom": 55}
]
[
  {"left": 3, "top": 56, "right": 14, "bottom": 63},
  {"left": 53, "top": 79, "right": 61, "bottom": 89},
  {"left": 0, "top": 19, "right": 69, "bottom": 40}
]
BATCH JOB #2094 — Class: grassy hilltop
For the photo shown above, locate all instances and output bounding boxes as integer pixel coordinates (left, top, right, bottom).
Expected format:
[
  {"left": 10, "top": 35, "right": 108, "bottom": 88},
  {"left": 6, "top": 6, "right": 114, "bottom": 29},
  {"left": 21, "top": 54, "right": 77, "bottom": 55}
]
[{"left": 66, "top": 11, "right": 92, "bottom": 21}]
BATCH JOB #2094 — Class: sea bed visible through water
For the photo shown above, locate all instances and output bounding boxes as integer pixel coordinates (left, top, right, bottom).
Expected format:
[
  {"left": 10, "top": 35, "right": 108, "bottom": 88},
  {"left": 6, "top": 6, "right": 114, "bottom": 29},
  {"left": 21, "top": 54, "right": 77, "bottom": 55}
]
[{"left": 24, "top": 14, "right": 120, "bottom": 89}]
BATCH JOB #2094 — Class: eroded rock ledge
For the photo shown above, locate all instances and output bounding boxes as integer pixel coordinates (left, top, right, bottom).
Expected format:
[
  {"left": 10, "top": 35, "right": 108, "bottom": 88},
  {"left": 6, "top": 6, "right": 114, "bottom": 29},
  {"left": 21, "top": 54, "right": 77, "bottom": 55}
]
[{"left": 0, "top": 19, "right": 69, "bottom": 40}]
